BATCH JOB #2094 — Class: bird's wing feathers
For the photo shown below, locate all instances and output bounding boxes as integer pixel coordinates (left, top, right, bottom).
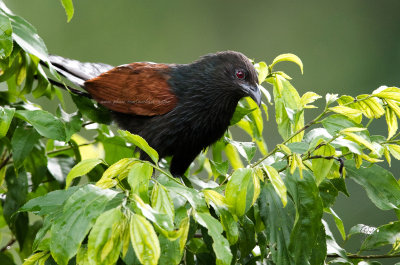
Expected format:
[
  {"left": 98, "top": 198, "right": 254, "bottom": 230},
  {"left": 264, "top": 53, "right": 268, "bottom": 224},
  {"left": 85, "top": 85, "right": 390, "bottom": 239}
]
[
  {"left": 49, "top": 55, "right": 114, "bottom": 87},
  {"left": 84, "top": 63, "right": 177, "bottom": 116}
]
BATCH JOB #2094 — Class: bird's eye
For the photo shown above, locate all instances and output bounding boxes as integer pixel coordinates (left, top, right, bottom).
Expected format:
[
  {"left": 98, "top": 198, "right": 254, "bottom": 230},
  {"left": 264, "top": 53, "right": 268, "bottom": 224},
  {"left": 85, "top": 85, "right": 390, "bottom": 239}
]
[{"left": 235, "top": 70, "right": 245, "bottom": 80}]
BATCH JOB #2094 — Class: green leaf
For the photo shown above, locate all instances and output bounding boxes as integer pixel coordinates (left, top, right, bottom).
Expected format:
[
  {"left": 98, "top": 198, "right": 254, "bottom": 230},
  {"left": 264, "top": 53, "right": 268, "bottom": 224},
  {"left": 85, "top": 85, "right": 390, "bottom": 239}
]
[
  {"left": 254, "top": 61, "right": 268, "bottom": 84},
  {"left": 230, "top": 104, "right": 255, "bottom": 125},
  {"left": 329, "top": 106, "right": 362, "bottom": 122},
  {"left": 130, "top": 214, "right": 161, "bottom": 265},
  {"left": 128, "top": 162, "right": 153, "bottom": 203},
  {"left": 194, "top": 212, "right": 232, "bottom": 265},
  {"left": 0, "top": 10, "right": 13, "bottom": 59},
  {"left": 300, "top": 91, "right": 321, "bottom": 108},
  {"left": 5, "top": 10, "right": 49, "bottom": 63},
  {"left": 312, "top": 142, "right": 336, "bottom": 185},
  {"left": 11, "top": 125, "right": 40, "bottom": 168},
  {"left": 119, "top": 130, "right": 159, "bottom": 163},
  {"left": 0, "top": 106, "right": 15, "bottom": 137},
  {"left": 96, "top": 158, "right": 135, "bottom": 188},
  {"left": 323, "top": 220, "right": 350, "bottom": 262},
  {"left": 50, "top": 185, "right": 119, "bottom": 265},
  {"left": 263, "top": 165, "right": 287, "bottom": 206},
  {"left": 386, "top": 106, "right": 398, "bottom": 139},
  {"left": 225, "top": 168, "right": 256, "bottom": 217},
  {"left": 325, "top": 208, "right": 346, "bottom": 240},
  {"left": 225, "top": 138, "right": 256, "bottom": 162},
  {"left": 361, "top": 221, "right": 400, "bottom": 251},
  {"left": 66, "top": 158, "right": 104, "bottom": 189},
  {"left": 56, "top": 106, "right": 82, "bottom": 142},
  {"left": 258, "top": 182, "right": 295, "bottom": 265},
  {"left": 322, "top": 114, "right": 364, "bottom": 136},
  {"left": 271, "top": 53, "right": 303, "bottom": 74},
  {"left": 15, "top": 110, "right": 66, "bottom": 141},
  {"left": 286, "top": 170, "right": 324, "bottom": 264},
  {"left": 19, "top": 187, "right": 79, "bottom": 216},
  {"left": 99, "top": 135, "right": 134, "bottom": 165},
  {"left": 373, "top": 86, "right": 400, "bottom": 102},
  {"left": 159, "top": 175, "right": 208, "bottom": 212},
  {"left": 60, "top": 0, "right": 74, "bottom": 22},
  {"left": 87, "top": 207, "right": 125, "bottom": 265},
  {"left": 345, "top": 161, "right": 400, "bottom": 210},
  {"left": 388, "top": 144, "right": 400, "bottom": 160},
  {"left": 209, "top": 160, "right": 229, "bottom": 177},
  {"left": 132, "top": 194, "right": 174, "bottom": 232},
  {"left": 151, "top": 182, "right": 174, "bottom": 222},
  {"left": 71, "top": 93, "right": 112, "bottom": 124}
]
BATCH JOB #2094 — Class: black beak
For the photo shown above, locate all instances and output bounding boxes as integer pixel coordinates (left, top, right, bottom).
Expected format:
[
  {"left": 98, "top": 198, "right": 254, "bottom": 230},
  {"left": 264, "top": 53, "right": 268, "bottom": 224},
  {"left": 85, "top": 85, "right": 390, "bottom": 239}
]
[{"left": 241, "top": 83, "right": 262, "bottom": 107}]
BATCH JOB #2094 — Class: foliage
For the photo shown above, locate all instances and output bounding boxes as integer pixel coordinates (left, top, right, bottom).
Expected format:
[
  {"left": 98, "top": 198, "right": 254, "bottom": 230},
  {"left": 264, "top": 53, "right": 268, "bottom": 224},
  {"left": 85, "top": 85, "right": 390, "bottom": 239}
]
[{"left": 0, "top": 1, "right": 400, "bottom": 265}]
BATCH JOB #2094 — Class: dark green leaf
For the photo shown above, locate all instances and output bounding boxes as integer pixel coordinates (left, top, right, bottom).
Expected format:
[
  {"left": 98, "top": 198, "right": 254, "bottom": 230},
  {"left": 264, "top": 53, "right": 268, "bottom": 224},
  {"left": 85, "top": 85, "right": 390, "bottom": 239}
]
[
  {"left": 209, "top": 160, "right": 229, "bottom": 176},
  {"left": 345, "top": 161, "right": 400, "bottom": 210},
  {"left": 71, "top": 93, "right": 111, "bottom": 124},
  {"left": 238, "top": 216, "right": 256, "bottom": 259},
  {"left": 286, "top": 170, "right": 324, "bottom": 264},
  {"left": 50, "top": 185, "right": 119, "bottom": 265},
  {"left": 361, "top": 221, "right": 400, "bottom": 251},
  {"left": 258, "top": 182, "right": 295, "bottom": 265},
  {"left": 3, "top": 167, "right": 28, "bottom": 247},
  {"left": 0, "top": 106, "right": 15, "bottom": 137},
  {"left": 194, "top": 212, "right": 232, "bottom": 265},
  {"left": 24, "top": 145, "right": 48, "bottom": 190},
  {"left": 318, "top": 179, "right": 339, "bottom": 208},
  {"left": 15, "top": 110, "right": 66, "bottom": 141},
  {"left": 323, "top": 220, "right": 350, "bottom": 262},
  {"left": 309, "top": 224, "right": 327, "bottom": 265},
  {"left": 322, "top": 114, "right": 365, "bottom": 136},
  {"left": 56, "top": 106, "right": 82, "bottom": 142},
  {"left": 20, "top": 186, "right": 79, "bottom": 216},
  {"left": 11, "top": 125, "right": 40, "bottom": 168}
]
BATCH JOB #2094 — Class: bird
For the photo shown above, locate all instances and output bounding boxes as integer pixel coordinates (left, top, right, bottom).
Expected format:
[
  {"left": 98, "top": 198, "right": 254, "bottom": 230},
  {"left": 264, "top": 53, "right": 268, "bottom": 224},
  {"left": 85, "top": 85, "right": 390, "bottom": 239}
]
[{"left": 47, "top": 51, "right": 262, "bottom": 178}]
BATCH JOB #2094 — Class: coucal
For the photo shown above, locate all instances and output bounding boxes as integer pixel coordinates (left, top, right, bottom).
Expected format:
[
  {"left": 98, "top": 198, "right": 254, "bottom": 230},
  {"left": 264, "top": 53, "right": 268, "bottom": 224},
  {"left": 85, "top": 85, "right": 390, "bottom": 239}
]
[{"left": 48, "top": 51, "right": 262, "bottom": 177}]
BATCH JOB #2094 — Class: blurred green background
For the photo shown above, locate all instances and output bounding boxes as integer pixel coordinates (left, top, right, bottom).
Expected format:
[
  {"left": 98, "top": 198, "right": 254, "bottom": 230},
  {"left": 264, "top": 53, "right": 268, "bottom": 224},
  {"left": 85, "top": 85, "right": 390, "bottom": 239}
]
[{"left": 5, "top": 0, "right": 400, "bottom": 263}]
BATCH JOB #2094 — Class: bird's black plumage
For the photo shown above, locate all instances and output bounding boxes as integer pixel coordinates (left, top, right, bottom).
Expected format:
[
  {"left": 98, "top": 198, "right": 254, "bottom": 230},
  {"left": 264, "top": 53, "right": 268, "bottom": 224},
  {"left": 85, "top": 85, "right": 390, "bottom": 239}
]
[{"left": 49, "top": 51, "right": 261, "bottom": 177}]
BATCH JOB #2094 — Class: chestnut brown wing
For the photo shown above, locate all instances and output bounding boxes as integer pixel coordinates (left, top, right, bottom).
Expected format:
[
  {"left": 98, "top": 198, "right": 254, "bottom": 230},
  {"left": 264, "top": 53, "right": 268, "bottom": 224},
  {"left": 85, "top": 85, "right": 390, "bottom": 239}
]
[{"left": 83, "top": 63, "right": 177, "bottom": 116}]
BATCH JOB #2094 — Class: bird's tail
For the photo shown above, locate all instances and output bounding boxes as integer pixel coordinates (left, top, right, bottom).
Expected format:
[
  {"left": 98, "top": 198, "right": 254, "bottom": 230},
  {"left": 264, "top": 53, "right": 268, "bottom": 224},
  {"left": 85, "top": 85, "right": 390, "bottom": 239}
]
[{"left": 40, "top": 55, "right": 114, "bottom": 97}]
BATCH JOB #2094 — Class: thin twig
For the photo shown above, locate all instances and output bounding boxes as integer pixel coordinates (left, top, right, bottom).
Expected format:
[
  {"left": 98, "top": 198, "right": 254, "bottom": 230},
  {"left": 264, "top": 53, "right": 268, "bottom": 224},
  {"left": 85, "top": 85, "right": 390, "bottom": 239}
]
[
  {"left": 0, "top": 154, "right": 11, "bottom": 171},
  {"left": 327, "top": 253, "right": 400, "bottom": 260},
  {"left": 0, "top": 238, "right": 16, "bottom": 252},
  {"left": 46, "top": 141, "right": 97, "bottom": 155}
]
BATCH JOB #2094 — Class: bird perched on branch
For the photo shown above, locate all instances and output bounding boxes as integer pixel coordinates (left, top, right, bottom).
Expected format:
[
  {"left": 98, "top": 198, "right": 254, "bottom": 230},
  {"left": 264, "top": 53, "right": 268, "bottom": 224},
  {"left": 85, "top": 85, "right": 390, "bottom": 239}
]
[{"left": 48, "top": 51, "right": 262, "bottom": 177}]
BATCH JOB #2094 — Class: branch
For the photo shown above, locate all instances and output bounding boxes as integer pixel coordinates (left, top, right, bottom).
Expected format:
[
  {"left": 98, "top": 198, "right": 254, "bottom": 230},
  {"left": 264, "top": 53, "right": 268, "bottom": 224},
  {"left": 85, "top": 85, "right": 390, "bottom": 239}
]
[
  {"left": 0, "top": 154, "right": 11, "bottom": 171},
  {"left": 327, "top": 253, "right": 400, "bottom": 260},
  {"left": 0, "top": 238, "right": 16, "bottom": 252}
]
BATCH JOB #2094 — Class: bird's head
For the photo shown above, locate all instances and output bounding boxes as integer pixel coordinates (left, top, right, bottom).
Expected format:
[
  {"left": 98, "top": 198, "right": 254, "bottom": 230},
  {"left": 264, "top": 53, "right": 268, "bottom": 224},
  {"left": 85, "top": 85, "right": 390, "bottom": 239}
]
[{"left": 195, "top": 51, "right": 262, "bottom": 106}]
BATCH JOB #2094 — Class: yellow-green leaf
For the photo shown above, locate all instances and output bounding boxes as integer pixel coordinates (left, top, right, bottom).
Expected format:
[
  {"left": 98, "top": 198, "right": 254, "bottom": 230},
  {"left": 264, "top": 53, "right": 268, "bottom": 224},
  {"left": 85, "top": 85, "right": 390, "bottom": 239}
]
[
  {"left": 362, "top": 98, "right": 385, "bottom": 118},
  {"left": 385, "top": 99, "right": 400, "bottom": 118},
  {"left": 388, "top": 144, "right": 400, "bottom": 160},
  {"left": 384, "top": 147, "right": 391, "bottom": 167},
  {"left": 224, "top": 143, "right": 244, "bottom": 169},
  {"left": 66, "top": 158, "right": 104, "bottom": 189},
  {"left": 254, "top": 61, "right": 268, "bottom": 84},
  {"left": 312, "top": 143, "right": 335, "bottom": 185},
  {"left": 343, "top": 132, "right": 376, "bottom": 153},
  {"left": 128, "top": 162, "right": 153, "bottom": 203},
  {"left": 385, "top": 106, "right": 398, "bottom": 139},
  {"left": 130, "top": 214, "right": 161, "bottom": 265},
  {"left": 96, "top": 158, "right": 134, "bottom": 188},
  {"left": 203, "top": 189, "right": 228, "bottom": 208},
  {"left": 300, "top": 92, "right": 322, "bottom": 108},
  {"left": 270, "top": 53, "right": 303, "bottom": 74},
  {"left": 329, "top": 106, "right": 362, "bottom": 123},
  {"left": 263, "top": 165, "right": 287, "bottom": 206},
  {"left": 339, "top": 127, "right": 367, "bottom": 134},
  {"left": 374, "top": 87, "right": 400, "bottom": 102}
]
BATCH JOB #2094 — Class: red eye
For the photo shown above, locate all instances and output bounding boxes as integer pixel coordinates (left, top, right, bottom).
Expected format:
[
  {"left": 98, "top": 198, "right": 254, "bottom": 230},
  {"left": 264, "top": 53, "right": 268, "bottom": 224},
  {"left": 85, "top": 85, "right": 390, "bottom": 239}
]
[{"left": 235, "top": 70, "right": 245, "bottom": 80}]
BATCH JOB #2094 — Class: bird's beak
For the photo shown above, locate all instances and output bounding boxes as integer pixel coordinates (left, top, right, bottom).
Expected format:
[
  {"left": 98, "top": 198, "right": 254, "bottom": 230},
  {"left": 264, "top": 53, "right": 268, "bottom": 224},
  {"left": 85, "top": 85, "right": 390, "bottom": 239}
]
[{"left": 241, "top": 83, "right": 262, "bottom": 107}]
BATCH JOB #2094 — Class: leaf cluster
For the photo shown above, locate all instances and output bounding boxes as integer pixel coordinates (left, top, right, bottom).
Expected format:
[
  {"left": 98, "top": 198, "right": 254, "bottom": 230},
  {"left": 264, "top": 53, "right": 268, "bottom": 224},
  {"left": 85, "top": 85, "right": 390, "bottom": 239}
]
[{"left": 0, "top": 2, "right": 400, "bottom": 265}]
